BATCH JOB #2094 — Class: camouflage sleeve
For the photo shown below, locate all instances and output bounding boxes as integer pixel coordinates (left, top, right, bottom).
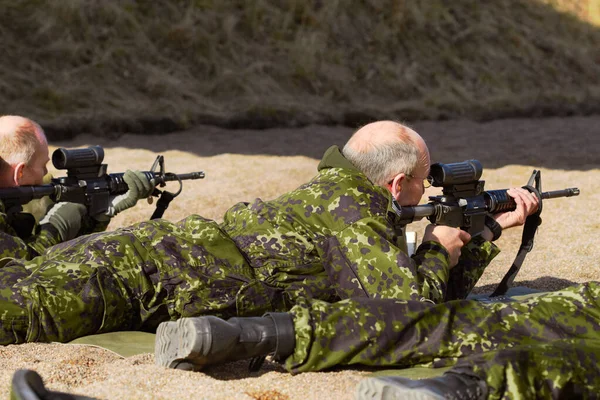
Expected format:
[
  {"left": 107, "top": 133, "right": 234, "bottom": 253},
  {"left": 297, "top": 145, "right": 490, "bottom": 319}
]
[
  {"left": 411, "top": 240, "right": 453, "bottom": 302},
  {"left": 27, "top": 213, "right": 112, "bottom": 255},
  {"left": 0, "top": 208, "right": 61, "bottom": 260},
  {"left": 24, "top": 224, "right": 63, "bottom": 257},
  {"left": 7, "top": 210, "right": 111, "bottom": 259},
  {"left": 444, "top": 236, "right": 500, "bottom": 300},
  {"left": 331, "top": 217, "right": 452, "bottom": 302}
]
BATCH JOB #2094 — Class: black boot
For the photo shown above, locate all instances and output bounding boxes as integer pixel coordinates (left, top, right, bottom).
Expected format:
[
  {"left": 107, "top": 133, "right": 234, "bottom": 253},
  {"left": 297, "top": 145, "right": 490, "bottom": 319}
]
[
  {"left": 155, "top": 312, "right": 295, "bottom": 371},
  {"left": 11, "top": 369, "right": 97, "bottom": 400},
  {"left": 355, "top": 372, "right": 488, "bottom": 400}
]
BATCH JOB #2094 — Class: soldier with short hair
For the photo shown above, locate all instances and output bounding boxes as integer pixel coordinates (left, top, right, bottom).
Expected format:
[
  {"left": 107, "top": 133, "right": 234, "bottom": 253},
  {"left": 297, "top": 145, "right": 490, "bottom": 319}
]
[{"left": 0, "top": 115, "right": 156, "bottom": 260}]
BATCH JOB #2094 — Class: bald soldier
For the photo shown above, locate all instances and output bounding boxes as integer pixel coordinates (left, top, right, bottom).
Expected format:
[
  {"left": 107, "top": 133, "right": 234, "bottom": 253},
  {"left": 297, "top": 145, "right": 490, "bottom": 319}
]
[
  {"left": 0, "top": 115, "right": 155, "bottom": 260},
  {"left": 0, "top": 120, "right": 536, "bottom": 344}
]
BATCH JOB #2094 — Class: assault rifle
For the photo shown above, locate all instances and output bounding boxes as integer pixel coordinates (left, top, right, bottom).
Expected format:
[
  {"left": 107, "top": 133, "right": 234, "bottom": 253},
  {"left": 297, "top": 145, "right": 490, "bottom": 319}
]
[
  {"left": 0, "top": 146, "right": 205, "bottom": 220},
  {"left": 394, "top": 159, "right": 579, "bottom": 297}
]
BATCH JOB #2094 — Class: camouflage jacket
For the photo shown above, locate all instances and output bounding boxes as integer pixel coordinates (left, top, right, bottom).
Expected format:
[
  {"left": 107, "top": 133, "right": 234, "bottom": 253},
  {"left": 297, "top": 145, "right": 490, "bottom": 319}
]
[
  {"left": 221, "top": 146, "right": 499, "bottom": 304},
  {"left": 0, "top": 200, "right": 63, "bottom": 260},
  {"left": 0, "top": 199, "right": 110, "bottom": 261}
]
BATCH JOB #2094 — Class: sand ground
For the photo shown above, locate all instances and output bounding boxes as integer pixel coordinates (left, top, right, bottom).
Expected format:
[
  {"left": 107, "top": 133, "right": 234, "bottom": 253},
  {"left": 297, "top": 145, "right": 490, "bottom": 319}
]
[{"left": 1, "top": 116, "right": 599, "bottom": 399}]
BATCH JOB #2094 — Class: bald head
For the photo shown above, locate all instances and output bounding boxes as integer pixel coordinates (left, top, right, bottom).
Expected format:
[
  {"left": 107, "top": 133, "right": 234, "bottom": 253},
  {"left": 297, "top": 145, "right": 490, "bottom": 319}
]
[
  {"left": 342, "top": 120, "right": 430, "bottom": 186},
  {"left": 345, "top": 120, "right": 425, "bottom": 152},
  {"left": 0, "top": 115, "right": 49, "bottom": 187}
]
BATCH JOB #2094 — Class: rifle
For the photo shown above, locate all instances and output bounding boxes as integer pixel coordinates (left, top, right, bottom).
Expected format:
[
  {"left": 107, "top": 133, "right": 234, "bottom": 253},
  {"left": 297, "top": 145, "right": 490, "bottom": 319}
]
[
  {"left": 394, "top": 159, "right": 579, "bottom": 297},
  {"left": 0, "top": 146, "right": 205, "bottom": 220}
]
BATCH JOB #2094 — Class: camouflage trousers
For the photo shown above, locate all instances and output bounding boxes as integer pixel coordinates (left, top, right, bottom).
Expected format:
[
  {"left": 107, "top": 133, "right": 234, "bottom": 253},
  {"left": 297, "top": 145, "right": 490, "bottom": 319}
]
[
  {"left": 0, "top": 216, "right": 288, "bottom": 344},
  {"left": 286, "top": 282, "right": 600, "bottom": 398}
]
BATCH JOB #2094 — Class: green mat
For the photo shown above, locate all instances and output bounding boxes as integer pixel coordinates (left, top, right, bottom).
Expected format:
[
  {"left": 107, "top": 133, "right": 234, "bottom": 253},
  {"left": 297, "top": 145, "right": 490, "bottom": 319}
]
[{"left": 67, "top": 331, "right": 155, "bottom": 358}]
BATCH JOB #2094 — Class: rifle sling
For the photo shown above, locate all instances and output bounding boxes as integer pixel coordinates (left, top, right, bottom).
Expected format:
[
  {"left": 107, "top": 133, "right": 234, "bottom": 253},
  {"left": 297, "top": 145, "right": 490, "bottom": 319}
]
[
  {"left": 490, "top": 171, "right": 543, "bottom": 297},
  {"left": 150, "top": 191, "right": 176, "bottom": 220},
  {"left": 490, "top": 208, "right": 542, "bottom": 297}
]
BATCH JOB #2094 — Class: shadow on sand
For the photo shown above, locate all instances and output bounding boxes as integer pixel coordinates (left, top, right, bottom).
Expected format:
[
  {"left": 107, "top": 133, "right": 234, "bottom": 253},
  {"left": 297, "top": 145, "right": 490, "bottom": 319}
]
[{"left": 52, "top": 115, "right": 600, "bottom": 171}]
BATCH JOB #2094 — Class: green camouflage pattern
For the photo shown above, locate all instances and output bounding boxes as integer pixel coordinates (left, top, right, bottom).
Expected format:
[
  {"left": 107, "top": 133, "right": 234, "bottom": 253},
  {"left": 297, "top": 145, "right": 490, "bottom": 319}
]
[
  {"left": 222, "top": 146, "right": 498, "bottom": 303},
  {"left": 286, "top": 282, "right": 600, "bottom": 398},
  {"left": 0, "top": 146, "right": 497, "bottom": 344},
  {"left": 0, "top": 200, "right": 63, "bottom": 260},
  {"left": 0, "top": 199, "right": 110, "bottom": 261}
]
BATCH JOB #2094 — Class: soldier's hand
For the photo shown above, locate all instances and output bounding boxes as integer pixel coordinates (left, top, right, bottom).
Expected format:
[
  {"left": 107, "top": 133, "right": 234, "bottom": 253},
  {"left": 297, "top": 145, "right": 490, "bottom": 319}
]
[
  {"left": 39, "top": 202, "right": 87, "bottom": 241},
  {"left": 103, "top": 170, "right": 155, "bottom": 218},
  {"left": 493, "top": 187, "right": 539, "bottom": 230},
  {"left": 423, "top": 224, "right": 471, "bottom": 268}
]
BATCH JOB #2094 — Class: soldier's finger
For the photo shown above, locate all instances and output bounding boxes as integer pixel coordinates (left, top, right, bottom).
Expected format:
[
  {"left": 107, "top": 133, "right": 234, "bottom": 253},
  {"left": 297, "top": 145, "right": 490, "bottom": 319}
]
[{"left": 458, "top": 230, "right": 471, "bottom": 244}]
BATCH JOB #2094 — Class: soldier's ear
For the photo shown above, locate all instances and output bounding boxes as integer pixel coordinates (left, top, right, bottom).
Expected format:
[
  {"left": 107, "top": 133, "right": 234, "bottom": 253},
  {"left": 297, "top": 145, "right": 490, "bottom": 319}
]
[
  {"left": 389, "top": 173, "right": 406, "bottom": 200},
  {"left": 13, "top": 162, "right": 25, "bottom": 186}
]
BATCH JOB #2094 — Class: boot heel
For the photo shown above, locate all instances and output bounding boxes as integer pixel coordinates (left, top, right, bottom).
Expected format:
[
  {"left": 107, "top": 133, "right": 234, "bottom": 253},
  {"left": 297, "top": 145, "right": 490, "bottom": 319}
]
[
  {"left": 155, "top": 321, "right": 179, "bottom": 368},
  {"left": 355, "top": 374, "right": 487, "bottom": 400},
  {"left": 177, "top": 316, "right": 213, "bottom": 359},
  {"left": 355, "top": 377, "right": 438, "bottom": 400},
  {"left": 155, "top": 317, "right": 214, "bottom": 370}
]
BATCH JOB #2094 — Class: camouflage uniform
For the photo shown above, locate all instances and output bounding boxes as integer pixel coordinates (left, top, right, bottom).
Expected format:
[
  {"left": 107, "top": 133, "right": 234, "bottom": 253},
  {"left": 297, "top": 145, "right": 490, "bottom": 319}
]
[
  {"left": 0, "top": 199, "right": 110, "bottom": 261},
  {"left": 0, "top": 200, "right": 63, "bottom": 260},
  {"left": 285, "top": 282, "right": 600, "bottom": 398},
  {"left": 0, "top": 146, "right": 497, "bottom": 344}
]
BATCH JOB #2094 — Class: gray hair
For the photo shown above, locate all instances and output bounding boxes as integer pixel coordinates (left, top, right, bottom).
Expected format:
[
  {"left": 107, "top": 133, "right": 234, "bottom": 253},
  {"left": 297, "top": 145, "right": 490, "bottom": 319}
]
[{"left": 342, "top": 139, "right": 420, "bottom": 186}]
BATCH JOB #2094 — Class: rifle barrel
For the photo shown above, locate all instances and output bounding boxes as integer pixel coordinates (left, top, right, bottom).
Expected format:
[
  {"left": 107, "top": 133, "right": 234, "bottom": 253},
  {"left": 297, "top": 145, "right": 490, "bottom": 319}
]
[
  {"left": 0, "top": 185, "right": 58, "bottom": 202},
  {"left": 541, "top": 187, "right": 580, "bottom": 199},
  {"left": 159, "top": 172, "right": 205, "bottom": 182}
]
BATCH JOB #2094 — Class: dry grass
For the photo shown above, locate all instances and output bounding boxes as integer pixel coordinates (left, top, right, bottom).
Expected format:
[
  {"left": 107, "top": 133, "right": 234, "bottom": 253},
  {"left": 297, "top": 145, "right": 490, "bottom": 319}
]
[{"left": 1, "top": 0, "right": 600, "bottom": 137}]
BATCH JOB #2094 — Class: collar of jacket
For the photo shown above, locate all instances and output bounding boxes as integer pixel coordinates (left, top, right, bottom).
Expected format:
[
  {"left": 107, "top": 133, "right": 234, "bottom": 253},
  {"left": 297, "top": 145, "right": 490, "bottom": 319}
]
[
  {"left": 317, "top": 145, "right": 401, "bottom": 219},
  {"left": 317, "top": 145, "right": 358, "bottom": 172}
]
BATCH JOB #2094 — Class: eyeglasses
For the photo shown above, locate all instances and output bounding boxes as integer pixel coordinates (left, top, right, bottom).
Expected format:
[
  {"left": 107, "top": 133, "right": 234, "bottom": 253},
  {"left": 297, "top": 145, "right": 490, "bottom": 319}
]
[
  {"left": 407, "top": 174, "right": 433, "bottom": 189},
  {"left": 388, "top": 174, "right": 433, "bottom": 188}
]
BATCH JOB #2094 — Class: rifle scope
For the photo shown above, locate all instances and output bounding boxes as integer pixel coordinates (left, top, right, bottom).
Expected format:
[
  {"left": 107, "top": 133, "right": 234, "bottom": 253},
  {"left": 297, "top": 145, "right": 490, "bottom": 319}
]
[
  {"left": 429, "top": 160, "right": 483, "bottom": 186},
  {"left": 52, "top": 146, "right": 104, "bottom": 170}
]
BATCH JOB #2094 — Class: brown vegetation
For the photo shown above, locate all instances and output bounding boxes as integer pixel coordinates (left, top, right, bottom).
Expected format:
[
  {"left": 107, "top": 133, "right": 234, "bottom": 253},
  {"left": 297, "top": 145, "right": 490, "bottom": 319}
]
[{"left": 1, "top": 1, "right": 600, "bottom": 138}]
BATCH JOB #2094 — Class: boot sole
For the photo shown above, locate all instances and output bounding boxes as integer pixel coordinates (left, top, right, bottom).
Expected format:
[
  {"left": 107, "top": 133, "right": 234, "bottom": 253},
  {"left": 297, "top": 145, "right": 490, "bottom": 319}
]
[
  {"left": 155, "top": 318, "right": 212, "bottom": 371},
  {"left": 355, "top": 377, "right": 444, "bottom": 400}
]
